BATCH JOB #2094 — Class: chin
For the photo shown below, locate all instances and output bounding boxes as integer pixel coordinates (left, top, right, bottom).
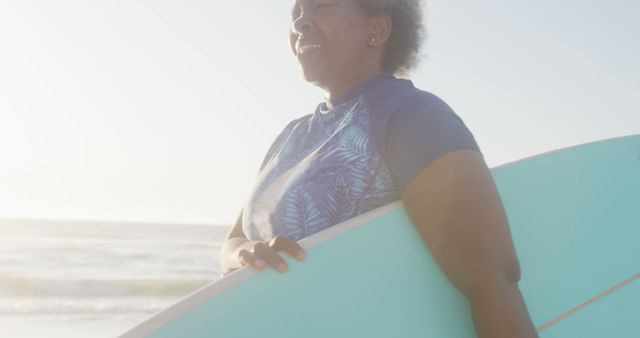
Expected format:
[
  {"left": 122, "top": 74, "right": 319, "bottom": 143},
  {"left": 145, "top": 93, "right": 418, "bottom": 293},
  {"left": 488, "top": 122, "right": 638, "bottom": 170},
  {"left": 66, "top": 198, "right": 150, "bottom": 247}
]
[{"left": 298, "top": 65, "right": 329, "bottom": 86}]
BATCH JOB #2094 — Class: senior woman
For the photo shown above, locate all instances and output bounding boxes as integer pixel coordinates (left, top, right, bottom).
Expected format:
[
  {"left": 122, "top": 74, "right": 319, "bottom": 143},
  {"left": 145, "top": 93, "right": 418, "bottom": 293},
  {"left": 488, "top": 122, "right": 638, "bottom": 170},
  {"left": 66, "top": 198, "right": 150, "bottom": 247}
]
[{"left": 221, "top": 0, "right": 538, "bottom": 337}]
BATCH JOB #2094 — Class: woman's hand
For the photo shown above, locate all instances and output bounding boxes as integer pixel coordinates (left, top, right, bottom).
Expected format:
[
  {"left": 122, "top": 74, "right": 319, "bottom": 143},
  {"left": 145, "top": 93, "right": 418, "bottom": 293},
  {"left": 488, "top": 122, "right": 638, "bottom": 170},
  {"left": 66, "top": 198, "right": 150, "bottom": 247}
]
[{"left": 227, "top": 236, "right": 306, "bottom": 275}]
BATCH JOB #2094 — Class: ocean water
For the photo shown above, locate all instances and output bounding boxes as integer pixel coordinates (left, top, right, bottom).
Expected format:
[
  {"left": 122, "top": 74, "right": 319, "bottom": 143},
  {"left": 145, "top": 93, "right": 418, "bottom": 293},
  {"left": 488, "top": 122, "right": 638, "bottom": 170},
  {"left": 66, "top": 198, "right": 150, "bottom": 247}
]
[{"left": 0, "top": 218, "right": 229, "bottom": 337}]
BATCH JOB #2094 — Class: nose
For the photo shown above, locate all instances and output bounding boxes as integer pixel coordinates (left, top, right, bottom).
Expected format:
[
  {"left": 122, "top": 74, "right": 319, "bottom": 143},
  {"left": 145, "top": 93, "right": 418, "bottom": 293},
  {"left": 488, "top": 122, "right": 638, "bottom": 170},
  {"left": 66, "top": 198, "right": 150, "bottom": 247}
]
[{"left": 291, "top": 16, "right": 313, "bottom": 35}]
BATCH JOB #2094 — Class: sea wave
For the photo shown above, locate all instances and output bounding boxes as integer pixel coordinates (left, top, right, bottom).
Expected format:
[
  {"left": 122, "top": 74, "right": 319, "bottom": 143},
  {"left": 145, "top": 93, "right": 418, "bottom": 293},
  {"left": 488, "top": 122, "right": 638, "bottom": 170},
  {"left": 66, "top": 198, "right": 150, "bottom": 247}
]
[
  {"left": 0, "top": 219, "right": 227, "bottom": 321},
  {"left": 0, "top": 277, "right": 216, "bottom": 298},
  {"left": 0, "top": 296, "right": 177, "bottom": 321}
]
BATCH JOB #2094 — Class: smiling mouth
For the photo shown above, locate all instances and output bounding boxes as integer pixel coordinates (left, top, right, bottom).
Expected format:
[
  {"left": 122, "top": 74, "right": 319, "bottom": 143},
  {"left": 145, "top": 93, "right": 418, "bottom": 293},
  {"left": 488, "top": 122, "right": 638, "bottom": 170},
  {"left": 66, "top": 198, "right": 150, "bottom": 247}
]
[{"left": 297, "top": 44, "right": 323, "bottom": 57}]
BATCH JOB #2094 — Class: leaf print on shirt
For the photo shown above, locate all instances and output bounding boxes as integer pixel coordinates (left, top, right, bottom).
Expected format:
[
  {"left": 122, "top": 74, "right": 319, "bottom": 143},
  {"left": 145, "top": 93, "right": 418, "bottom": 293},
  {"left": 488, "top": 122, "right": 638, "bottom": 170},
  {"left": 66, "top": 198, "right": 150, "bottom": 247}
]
[
  {"left": 278, "top": 178, "right": 325, "bottom": 240},
  {"left": 244, "top": 93, "right": 401, "bottom": 242}
]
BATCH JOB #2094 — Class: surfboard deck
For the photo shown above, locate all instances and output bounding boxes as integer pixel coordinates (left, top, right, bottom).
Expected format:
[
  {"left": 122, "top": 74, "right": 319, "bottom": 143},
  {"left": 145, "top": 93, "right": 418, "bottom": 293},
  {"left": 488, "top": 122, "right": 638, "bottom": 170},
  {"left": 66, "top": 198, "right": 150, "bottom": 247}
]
[{"left": 120, "top": 134, "right": 640, "bottom": 338}]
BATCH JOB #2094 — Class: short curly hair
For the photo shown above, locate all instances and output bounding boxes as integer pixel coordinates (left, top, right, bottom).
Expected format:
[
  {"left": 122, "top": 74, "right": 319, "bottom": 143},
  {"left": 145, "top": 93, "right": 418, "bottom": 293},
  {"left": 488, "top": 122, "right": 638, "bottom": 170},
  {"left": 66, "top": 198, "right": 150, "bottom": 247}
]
[{"left": 356, "top": 0, "right": 427, "bottom": 76}]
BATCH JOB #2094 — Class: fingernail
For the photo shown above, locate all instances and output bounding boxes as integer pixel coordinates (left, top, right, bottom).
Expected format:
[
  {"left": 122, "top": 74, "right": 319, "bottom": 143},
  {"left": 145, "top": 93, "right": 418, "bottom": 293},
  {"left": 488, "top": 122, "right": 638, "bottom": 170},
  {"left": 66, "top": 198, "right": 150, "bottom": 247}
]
[
  {"left": 297, "top": 252, "right": 306, "bottom": 260},
  {"left": 255, "top": 259, "right": 266, "bottom": 268},
  {"left": 278, "top": 263, "right": 288, "bottom": 273}
]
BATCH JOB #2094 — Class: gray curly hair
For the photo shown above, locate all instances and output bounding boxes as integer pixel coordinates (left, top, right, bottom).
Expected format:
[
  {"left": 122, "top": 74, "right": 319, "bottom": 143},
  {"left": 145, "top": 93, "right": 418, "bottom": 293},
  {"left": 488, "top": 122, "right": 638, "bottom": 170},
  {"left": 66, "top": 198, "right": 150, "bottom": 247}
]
[{"left": 356, "top": 0, "right": 427, "bottom": 75}]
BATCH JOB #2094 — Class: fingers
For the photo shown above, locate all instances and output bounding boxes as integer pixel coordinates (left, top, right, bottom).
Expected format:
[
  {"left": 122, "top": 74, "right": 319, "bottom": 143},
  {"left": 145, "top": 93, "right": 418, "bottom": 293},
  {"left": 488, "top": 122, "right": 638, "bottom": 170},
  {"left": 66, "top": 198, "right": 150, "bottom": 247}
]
[
  {"left": 238, "top": 248, "right": 267, "bottom": 270},
  {"left": 269, "top": 236, "right": 307, "bottom": 261},
  {"left": 253, "top": 242, "right": 289, "bottom": 273},
  {"left": 236, "top": 237, "right": 307, "bottom": 274}
]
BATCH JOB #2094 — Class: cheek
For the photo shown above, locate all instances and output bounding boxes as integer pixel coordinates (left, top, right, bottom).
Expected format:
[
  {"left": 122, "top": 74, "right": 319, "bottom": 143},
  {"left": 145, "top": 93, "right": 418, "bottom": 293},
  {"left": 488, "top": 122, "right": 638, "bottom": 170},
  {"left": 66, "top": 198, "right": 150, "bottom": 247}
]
[
  {"left": 328, "top": 30, "right": 367, "bottom": 63},
  {"left": 326, "top": 15, "right": 369, "bottom": 52}
]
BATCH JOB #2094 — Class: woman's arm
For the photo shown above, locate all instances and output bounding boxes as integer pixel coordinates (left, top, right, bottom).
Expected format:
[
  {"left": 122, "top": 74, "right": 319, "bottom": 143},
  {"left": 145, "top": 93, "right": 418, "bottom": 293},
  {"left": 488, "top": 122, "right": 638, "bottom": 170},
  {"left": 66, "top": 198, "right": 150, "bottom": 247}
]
[
  {"left": 401, "top": 149, "right": 539, "bottom": 338},
  {"left": 220, "top": 211, "right": 253, "bottom": 275}
]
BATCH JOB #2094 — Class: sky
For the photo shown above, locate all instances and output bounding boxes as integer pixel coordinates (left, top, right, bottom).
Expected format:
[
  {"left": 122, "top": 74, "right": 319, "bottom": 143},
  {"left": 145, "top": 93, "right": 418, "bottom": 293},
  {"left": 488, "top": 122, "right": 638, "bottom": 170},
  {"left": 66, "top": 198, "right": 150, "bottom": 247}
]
[{"left": 0, "top": 0, "right": 638, "bottom": 225}]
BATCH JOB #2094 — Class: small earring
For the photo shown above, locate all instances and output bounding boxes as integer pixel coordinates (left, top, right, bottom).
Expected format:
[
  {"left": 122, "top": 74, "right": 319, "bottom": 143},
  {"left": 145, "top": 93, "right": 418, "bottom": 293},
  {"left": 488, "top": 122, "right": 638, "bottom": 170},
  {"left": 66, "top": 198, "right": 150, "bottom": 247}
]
[{"left": 368, "top": 37, "right": 377, "bottom": 46}]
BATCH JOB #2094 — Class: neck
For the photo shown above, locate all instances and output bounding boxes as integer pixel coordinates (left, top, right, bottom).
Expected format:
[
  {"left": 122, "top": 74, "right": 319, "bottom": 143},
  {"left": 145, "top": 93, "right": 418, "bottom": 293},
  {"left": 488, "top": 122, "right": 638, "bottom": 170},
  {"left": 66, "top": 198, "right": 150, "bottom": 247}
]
[{"left": 322, "top": 68, "right": 385, "bottom": 109}]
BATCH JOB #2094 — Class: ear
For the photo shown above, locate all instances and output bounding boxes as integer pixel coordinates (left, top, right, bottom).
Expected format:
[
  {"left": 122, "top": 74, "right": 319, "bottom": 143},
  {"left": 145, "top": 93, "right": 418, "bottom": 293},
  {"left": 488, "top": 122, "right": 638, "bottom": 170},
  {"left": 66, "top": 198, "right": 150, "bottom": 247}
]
[{"left": 367, "top": 14, "right": 392, "bottom": 46}]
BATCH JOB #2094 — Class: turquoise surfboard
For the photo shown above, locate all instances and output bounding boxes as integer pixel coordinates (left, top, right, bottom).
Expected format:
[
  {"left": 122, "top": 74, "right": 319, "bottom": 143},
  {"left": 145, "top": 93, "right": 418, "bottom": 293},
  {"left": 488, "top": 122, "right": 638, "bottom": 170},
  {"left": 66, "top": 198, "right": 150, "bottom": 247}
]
[{"left": 120, "top": 134, "right": 640, "bottom": 338}]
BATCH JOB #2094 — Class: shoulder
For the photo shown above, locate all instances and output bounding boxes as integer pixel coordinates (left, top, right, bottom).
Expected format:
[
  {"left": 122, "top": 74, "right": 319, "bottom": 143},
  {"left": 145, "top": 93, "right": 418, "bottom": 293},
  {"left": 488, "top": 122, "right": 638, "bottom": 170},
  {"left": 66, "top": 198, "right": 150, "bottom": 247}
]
[
  {"left": 366, "top": 84, "right": 482, "bottom": 192},
  {"left": 283, "top": 113, "right": 313, "bottom": 132},
  {"left": 396, "top": 86, "right": 454, "bottom": 111},
  {"left": 362, "top": 77, "right": 452, "bottom": 115},
  {"left": 388, "top": 87, "right": 462, "bottom": 126},
  {"left": 268, "top": 113, "right": 313, "bottom": 150},
  {"left": 258, "top": 113, "right": 312, "bottom": 171},
  {"left": 364, "top": 79, "right": 467, "bottom": 139},
  {"left": 366, "top": 81, "right": 475, "bottom": 151},
  {"left": 373, "top": 83, "right": 476, "bottom": 143}
]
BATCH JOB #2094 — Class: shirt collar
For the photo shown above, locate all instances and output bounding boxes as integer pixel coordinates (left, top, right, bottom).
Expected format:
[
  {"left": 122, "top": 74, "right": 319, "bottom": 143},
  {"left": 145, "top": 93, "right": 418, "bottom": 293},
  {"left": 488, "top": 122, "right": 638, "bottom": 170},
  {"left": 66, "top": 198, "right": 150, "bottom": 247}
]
[{"left": 320, "top": 72, "right": 396, "bottom": 110}]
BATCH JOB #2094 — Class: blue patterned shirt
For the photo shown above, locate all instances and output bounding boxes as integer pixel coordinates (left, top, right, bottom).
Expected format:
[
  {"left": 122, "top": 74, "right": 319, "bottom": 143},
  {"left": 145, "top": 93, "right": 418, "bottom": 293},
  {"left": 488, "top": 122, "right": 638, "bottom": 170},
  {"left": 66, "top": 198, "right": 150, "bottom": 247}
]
[{"left": 242, "top": 73, "right": 481, "bottom": 242}]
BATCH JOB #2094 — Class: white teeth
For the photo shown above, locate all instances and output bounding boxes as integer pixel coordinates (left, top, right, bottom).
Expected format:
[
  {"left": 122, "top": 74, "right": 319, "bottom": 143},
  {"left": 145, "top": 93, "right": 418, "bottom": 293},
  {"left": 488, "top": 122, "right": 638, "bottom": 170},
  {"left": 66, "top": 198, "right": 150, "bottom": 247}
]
[{"left": 298, "top": 44, "right": 322, "bottom": 55}]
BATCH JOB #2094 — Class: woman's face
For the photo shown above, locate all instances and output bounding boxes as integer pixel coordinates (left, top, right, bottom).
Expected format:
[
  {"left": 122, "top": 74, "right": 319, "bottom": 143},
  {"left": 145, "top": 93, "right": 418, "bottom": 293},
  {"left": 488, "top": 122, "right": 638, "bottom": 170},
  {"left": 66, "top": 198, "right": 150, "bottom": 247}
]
[{"left": 289, "top": 0, "right": 375, "bottom": 87}]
